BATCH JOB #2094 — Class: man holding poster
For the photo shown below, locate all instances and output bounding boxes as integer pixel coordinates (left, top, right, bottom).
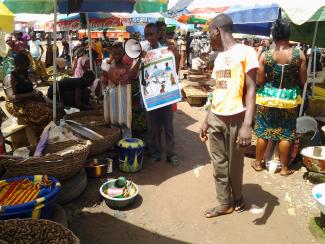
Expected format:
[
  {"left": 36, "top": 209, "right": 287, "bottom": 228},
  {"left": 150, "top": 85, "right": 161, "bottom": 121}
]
[{"left": 129, "top": 23, "right": 180, "bottom": 166}]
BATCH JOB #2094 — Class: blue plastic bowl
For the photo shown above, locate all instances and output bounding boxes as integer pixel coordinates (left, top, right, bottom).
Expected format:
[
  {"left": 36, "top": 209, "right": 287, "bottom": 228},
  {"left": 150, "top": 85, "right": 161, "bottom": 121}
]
[{"left": 0, "top": 175, "right": 61, "bottom": 220}]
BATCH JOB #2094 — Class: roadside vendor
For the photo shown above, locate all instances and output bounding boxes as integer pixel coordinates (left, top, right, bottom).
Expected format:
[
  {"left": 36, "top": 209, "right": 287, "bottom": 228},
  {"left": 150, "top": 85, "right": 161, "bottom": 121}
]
[
  {"left": 47, "top": 70, "right": 96, "bottom": 110},
  {"left": 3, "top": 53, "right": 60, "bottom": 135}
]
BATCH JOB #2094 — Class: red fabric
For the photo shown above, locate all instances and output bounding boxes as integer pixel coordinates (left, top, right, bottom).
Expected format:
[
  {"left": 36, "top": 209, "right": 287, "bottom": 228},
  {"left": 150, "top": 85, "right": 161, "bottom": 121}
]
[{"left": 172, "top": 103, "right": 177, "bottom": 112}]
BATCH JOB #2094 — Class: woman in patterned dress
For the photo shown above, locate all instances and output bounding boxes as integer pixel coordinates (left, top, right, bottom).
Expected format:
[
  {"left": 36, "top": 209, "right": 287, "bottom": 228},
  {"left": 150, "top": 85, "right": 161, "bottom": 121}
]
[{"left": 252, "top": 19, "right": 307, "bottom": 176}]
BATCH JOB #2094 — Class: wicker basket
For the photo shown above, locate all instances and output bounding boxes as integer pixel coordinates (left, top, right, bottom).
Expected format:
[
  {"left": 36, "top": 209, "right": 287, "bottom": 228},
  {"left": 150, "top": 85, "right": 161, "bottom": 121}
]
[
  {"left": 1, "top": 140, "right": 90, "bottom": 181},
  {"left": 86, "top": 126, "right": 121, "bottom": 156},
  {"left": 307, "top": 96, "right": 325, "bottom": 117},
  {"left": 0, "top": 219, "right": 80, "bottom": 243},
  {"left": 64, "top": 110, "right": 106, "bottom": 126}
]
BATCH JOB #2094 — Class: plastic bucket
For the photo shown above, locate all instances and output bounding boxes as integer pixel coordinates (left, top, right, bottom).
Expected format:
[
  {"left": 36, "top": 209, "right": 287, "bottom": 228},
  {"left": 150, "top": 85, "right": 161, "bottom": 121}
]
[{"left": 116, "top": 138, "right": 144, "bottom": 173}]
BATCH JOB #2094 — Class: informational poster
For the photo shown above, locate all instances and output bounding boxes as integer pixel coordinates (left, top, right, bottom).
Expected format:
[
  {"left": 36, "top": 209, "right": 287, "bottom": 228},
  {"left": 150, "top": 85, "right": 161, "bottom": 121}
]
[{"left": 139, "top": 47, "right": 182, "bottom": 111}]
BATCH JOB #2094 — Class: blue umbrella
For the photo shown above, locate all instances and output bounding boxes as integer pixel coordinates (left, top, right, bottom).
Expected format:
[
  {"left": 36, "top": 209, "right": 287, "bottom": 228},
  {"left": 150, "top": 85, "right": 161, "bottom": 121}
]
[
  {"left": 58, "top": 13, "right": 117, "bottom": 21},
  {"left": 225, "top": 4, "right": 280, "bottom": 36}
]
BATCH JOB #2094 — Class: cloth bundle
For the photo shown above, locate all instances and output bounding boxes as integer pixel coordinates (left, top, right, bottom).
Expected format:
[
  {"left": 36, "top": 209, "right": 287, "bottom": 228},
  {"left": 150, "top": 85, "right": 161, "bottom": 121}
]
[{"left": 103, "top": 84, "right": 132, "bottom": 129}]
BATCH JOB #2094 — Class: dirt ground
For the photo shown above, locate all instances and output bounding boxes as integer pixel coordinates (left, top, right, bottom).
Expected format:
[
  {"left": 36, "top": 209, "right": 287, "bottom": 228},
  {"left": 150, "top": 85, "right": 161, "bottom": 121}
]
[
  {"left": 62, "top": 101, "right": 320, "bottom": 244},
  {"left": 0, "top": 47, "right": 320, "bottom": 243}
]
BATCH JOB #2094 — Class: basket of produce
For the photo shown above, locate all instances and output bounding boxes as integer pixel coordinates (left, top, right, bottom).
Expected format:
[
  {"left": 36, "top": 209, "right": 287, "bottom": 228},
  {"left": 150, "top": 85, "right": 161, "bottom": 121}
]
[
  {"left": 0, "top": 175, "right": 61, "bottom": 220},
  {"left": 307, "top": 96, "right": 325, "bottom": 117},
  {"left": 100, "top": 177, "right": 138, "bottom": 208},
  {"left": 1, "top": 140, "right": 90, "bottom": 181},
  {"left": 64, "top": 110, "right": 106, "bottom": 127},
  {"left": 0, "top": 218, "right": 80, "bottom": 243}
]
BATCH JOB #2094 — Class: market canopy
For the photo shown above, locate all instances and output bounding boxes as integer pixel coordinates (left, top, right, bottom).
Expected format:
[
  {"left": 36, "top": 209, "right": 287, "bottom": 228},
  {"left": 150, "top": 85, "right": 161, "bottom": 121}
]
[
  {"left": 225, "top": 2, "right": 325, "bottom": 46},
  {"left": 3, "top": 0, "right": 169, "bottom": 14},
  {"left": 3, "top": 0, "right": 54, "bottom": 14},
  {"left": 281, "top": 2, "right": 325, "bottom": 47},
  {"left": 165, "top": 0, "right": 229, "bottom": 18},
  {"left": 0, "top": 2, "right": 14, "bottom": 32},
  {"left": 225, "top": 4, "right": 280, "bottom": 36}
]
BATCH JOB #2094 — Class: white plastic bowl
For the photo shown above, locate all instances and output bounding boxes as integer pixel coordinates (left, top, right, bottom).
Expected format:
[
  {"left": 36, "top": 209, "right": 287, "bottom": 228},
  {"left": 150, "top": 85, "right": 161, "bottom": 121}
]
[
  {"left": 99, "top": 179, "right": 139, "bottom": 208},
  {"left": 312, "top": 183, "right": 325, "bottom": 214},
  {"left": 301, "top": 146, "right": 325, "bottom": 173}
]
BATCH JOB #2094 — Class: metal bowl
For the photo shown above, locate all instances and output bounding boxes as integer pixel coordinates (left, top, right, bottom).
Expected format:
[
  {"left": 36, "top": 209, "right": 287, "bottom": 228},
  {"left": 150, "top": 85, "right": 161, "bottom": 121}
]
[
  {"left": 301, "top": 146, "right": 325, "bottom": 173},
  {"left": 85, "top": 163, "right": 108, "bottom": 178},
  {"left": 99, "top": 179, "right": 138, "bottom": 208}
]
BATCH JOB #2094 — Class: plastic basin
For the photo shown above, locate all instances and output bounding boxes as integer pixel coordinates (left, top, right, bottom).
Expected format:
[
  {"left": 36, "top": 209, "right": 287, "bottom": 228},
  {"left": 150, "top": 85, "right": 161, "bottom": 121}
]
[
  {"left": 0, "top": 175, "right": 61, "bottom": 220},
  {"left": 99, "top": 179, "right": 138, "bottom": 208}
]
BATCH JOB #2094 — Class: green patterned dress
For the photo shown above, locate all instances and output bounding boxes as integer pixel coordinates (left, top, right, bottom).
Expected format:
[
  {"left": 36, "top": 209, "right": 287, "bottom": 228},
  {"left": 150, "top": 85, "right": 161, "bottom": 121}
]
[{"left": 255, "top": 48, "right": 302, "bottom": 141}]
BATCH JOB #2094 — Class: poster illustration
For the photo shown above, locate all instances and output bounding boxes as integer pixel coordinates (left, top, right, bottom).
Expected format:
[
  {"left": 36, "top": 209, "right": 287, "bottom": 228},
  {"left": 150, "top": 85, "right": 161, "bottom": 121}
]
[{"left": 139, "top": 47, "right": 182, "bottom": 111}]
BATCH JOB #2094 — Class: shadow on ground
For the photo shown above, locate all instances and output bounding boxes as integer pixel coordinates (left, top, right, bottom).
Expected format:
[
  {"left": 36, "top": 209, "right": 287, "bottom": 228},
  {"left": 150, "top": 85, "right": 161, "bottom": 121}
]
[
  {"left": 123, "top": 109, "right": 210, "bottom": 186},
  {"left": 243, "top": 183, "right": 280, "bottom": 225},
  {"left": 69, "top": 212, "right": 189, "bottom": 244}
]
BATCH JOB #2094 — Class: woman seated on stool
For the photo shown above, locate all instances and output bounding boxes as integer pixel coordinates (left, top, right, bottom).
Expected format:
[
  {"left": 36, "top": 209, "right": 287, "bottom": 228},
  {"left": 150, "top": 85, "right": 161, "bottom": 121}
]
[
  {"left": 47, "top": 70, "right": 96, "bottom": 110},
  {"left": 3, "top": 53, "right": 62, "bottom": 143}
]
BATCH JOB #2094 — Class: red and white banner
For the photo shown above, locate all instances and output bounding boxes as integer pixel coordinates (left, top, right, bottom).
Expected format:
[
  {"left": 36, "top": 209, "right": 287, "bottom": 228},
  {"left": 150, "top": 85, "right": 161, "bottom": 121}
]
[{"left": 57, "top": 17, "right": 122, "bottom": 31}]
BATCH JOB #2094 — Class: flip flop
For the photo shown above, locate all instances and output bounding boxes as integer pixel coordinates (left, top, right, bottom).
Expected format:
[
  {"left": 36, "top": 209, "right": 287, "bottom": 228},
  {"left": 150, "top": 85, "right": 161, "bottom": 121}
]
[
  {"left": 280, "top": 169, "right": 295, "bottom": 177},
  {"left": 251, "top": 161, "right": 264, "bottom": 172},
  {"left": 204, "top": 205, "right": 234, "bottom": 218}
]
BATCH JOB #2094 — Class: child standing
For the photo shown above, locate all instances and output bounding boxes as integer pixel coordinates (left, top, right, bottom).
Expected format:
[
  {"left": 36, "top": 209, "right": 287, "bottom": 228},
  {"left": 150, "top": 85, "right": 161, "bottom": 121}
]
[{"left": 101, "top": 42, "right": 132, "bottom": 138}]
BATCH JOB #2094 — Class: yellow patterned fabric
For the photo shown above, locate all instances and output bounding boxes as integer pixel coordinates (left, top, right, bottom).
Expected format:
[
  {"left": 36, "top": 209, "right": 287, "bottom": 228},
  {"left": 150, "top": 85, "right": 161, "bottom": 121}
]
[{"left": 256, "top": 94, "right": 302, "bottom": 109}]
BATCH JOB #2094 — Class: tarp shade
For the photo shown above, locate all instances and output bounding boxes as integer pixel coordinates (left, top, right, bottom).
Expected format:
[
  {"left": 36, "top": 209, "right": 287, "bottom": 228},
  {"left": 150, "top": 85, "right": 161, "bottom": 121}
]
[
  {"left": 226, "top": 4, "right": 280, "bottom": 25},
  {"left": 226, "top": 4, "right": 280, "bottom": 36},
  {"left": 233, "top": 23, "right": 273, "bottom": 36},
  {"left": 280, "top": 2, "right": 325, "bottom": 25},
  {"left": 135, "top": 0, "right": 168, "bottom": 13},
  {"left": 282, "top": 6, "right": 325, "bottom": 46},
  {"left": 290, "top": 22, "right": 325, "bottom": 47}
]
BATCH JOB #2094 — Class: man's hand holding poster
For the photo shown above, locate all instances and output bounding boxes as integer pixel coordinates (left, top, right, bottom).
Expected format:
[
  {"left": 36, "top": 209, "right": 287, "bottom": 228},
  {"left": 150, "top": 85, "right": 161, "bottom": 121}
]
[{"left": 139, "top": 47, "right": 182, "bottom": 111}]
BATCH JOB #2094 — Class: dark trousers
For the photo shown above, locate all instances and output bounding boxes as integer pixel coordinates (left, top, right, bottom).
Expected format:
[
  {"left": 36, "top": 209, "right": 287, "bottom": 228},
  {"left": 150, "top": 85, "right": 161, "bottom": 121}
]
[{"left": 147, "top": 105, "right": 175, "bottom": 158}]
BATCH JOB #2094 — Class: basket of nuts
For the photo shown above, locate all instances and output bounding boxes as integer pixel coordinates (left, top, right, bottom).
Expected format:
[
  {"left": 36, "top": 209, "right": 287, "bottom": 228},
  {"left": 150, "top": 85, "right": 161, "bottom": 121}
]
[{"left": 0, "top": 218, "right": 80, "bottom": 243}]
